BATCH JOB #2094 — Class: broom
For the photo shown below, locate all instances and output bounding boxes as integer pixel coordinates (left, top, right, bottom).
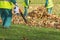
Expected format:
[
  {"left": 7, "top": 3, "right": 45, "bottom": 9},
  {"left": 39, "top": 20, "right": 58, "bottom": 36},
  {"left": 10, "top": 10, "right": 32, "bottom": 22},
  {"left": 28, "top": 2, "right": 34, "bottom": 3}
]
[{"left": 19, "top": 9, "right": 28, "bottom": 23}]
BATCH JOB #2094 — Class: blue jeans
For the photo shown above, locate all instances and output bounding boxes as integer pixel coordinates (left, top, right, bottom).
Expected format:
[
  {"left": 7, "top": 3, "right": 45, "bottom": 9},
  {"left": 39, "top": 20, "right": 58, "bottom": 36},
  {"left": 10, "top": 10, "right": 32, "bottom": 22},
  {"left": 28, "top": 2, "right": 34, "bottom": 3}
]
[{"left": 0, "top": 9, "right": 12, "bottom": 28}]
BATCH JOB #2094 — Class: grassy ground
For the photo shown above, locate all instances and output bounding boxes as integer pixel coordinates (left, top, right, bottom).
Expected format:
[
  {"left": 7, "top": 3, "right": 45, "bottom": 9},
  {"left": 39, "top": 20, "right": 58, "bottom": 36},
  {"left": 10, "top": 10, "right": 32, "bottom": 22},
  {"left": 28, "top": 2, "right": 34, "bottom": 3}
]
[{"left": 0, "top": 24, "right": 60, "bottom": 40}]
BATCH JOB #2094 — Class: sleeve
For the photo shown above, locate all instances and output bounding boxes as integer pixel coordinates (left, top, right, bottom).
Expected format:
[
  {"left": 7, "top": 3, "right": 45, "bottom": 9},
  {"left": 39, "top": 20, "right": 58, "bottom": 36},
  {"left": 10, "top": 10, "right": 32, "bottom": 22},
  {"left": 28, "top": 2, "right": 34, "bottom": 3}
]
[
  {"left": 11, "top": 0, "right": 16, "bottom": 4},
  {"left": 45, "top": 0, "right": 48, "bottom": 7}
]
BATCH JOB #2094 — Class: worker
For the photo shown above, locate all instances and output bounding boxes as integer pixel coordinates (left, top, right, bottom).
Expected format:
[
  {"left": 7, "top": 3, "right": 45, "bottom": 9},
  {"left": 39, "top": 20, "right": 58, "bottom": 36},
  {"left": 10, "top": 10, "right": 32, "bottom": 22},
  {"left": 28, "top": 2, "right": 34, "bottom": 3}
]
[
  {"left": 45, "top": 0, "right": 54, "bottom": 14},
  {"left": 0, "top": 0, "right": 17, "bottom": 28},
  {"left": 23, "top": 0, "right": 30, "bottom": 17}
]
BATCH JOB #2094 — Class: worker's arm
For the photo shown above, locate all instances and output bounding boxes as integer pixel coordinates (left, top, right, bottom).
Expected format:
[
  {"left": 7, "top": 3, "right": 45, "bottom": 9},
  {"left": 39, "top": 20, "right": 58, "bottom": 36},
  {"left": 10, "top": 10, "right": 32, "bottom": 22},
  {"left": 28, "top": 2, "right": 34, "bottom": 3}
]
[
  {"left": 10, "top": 0, "right": 19, "bottom": 14},
  {"left": 45, "top": 0, "right": 48, "bottom": 7},
  {"left": 10, "top": 0, "right": 16, "bottom": 5}
]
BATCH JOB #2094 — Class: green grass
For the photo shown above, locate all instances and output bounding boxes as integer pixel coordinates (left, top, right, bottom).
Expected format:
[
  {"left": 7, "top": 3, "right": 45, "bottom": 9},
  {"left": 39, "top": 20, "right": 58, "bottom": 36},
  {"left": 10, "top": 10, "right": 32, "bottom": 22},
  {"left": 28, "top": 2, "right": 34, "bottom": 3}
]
[{"left": 0, "top": 24, "right": 60, "bottom": 40}]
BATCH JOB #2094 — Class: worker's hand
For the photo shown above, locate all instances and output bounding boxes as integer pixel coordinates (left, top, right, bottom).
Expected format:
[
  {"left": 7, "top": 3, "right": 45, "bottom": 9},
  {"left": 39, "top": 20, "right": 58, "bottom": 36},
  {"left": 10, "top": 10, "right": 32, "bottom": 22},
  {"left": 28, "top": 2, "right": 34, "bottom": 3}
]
[{"left": 14, "top": 5, "right": 19, "bottom": 14}]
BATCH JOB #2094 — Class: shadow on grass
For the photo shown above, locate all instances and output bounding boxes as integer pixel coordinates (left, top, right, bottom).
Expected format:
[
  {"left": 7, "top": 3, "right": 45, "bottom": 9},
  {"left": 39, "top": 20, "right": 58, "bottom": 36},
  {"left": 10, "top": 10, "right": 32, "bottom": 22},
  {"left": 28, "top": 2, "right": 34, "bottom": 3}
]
[
  {"left": 0, "top": 38, "right": 21, "bottom": 40},
  {"left": 0, "top": 24, "right": 3, "bottom": 29},
  {"left": 0, "top": 38, "right": 3, "bottom": 40}
]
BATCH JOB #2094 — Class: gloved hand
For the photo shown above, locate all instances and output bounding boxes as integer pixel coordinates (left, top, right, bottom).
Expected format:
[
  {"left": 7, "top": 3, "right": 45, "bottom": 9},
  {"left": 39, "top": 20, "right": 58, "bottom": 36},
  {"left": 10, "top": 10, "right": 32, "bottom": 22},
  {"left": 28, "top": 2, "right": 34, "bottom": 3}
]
[{"left": 14, "top": 5, "right": 20, "bottom": 15}]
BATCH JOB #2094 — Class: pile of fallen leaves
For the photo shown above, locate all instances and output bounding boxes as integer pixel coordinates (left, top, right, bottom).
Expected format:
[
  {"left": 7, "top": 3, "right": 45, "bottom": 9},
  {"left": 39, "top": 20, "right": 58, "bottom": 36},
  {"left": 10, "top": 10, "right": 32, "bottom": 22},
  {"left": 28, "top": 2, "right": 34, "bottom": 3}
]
[
  {"left": 12, "top": 14, "right": 25, "bottom": 24},
  {"left": 27, "top": 6, "right": 60, "bottom": 29},
  {"left": 12, "top": 6, "right": 60, "bottom": 29}
]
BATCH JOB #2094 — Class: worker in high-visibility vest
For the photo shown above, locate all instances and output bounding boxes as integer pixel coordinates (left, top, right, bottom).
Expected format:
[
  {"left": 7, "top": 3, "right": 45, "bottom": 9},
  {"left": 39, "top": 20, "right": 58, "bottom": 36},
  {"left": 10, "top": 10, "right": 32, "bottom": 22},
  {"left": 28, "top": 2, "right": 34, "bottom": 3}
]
[
  {"left": 23, "top": 0, "right": 30, "bottom": 17},
  {"left": 0, "top": 0, "right": 17, "bottom": 28},
  {"left": 45, "top": 0, "right": 53, "bottom": 14}
]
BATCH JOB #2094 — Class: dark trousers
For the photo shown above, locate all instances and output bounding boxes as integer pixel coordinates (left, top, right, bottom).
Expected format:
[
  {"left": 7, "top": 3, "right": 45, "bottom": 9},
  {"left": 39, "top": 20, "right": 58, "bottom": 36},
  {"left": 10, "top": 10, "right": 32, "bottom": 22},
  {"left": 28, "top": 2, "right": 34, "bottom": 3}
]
[{"left": 0, "top": 9, "right": 12, "bottom": 28}]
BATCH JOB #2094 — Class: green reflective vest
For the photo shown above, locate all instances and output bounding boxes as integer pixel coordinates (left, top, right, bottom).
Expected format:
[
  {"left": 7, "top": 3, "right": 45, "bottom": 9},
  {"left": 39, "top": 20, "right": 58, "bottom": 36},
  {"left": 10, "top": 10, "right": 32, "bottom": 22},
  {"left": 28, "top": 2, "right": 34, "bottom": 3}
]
[
  {"left": 23, "top": 0, "right": 30, "bottom": 7},
  {"left": 0, "top": 0, "right": 14, "bottom": 9},
  {"left": 46, "top": 0, "right": 53, "bottom": 8}
]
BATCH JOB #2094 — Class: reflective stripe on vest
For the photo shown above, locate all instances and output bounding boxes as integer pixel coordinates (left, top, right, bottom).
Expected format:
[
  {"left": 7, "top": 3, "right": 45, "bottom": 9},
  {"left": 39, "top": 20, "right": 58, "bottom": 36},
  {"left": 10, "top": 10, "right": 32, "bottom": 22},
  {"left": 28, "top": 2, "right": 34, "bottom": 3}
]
[{"left": 0, "top": 0, "right": 14, "bottom": 9}]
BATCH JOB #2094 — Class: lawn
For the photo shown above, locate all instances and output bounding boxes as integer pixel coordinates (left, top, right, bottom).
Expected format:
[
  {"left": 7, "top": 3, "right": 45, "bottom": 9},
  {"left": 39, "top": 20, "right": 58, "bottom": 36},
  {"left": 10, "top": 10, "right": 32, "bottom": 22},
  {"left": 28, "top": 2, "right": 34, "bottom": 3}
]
[{"left": 0, "top": 24, "right": 60, "bottom": 40}]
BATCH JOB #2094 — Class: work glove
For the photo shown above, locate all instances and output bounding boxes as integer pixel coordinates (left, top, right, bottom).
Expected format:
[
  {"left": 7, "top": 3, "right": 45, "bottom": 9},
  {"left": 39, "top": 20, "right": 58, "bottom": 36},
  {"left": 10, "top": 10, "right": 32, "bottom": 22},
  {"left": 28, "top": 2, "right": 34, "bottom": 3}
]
[
  {"left": 14, "top": 3, "right": 20, "bottom": 15},
  {"left": 14, "top": 6, "right": 19, "bottom": 13}
]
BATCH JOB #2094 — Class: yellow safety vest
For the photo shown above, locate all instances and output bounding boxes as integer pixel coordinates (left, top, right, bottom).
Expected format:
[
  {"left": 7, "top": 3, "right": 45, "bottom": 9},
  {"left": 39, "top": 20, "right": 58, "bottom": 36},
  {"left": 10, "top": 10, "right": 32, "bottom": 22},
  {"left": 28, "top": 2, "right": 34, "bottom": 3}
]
[
  {"left": 47, "top": 0, "right": 53, "bottom": 8},
  {"left": 0, "top": 0, "right": 14, "bottom": 9},
  {"left": 23, "top": 0, "right": 30, "bottom": 7},
  {"left": 23, "top": 2, "right": 28, "bottom": 7}
]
